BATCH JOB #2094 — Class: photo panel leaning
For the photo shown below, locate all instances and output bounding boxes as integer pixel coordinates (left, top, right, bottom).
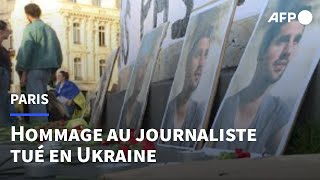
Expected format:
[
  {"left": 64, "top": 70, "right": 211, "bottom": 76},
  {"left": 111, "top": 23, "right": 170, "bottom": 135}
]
[
  {"left": 90, "top": 48, "right": 120, "bottom": 128},
  {"left": 117, "top": 23, "right": 169, "bottom": 130},
  {"left": 205, "top": 0, "right": 320, "bottom": 156},
  {"left": 158, "top": 0, "right": 237, "bottom": 150}
]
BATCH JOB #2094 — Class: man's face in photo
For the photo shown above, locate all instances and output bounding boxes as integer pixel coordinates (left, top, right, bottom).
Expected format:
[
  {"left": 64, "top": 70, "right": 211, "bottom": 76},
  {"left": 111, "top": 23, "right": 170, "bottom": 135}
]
[
  {"left": 134, "top": 56, "right": 149, "bottom": 92},
  {"left": 263, "top": 20, "right": 304, "bottom": 83},
  {"left": 189, "top": 37, "right": 209, "bottom": 90}
]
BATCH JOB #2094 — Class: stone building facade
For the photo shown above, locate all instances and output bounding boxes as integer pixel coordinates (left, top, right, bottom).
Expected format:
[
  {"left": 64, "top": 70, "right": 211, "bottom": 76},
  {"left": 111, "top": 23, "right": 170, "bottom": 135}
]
[
  {"left": 0, "top": 0, "right": 15, "bottom": 50},
  {"left": 1, "top": 0, "right": 120, "bottom": 92}
]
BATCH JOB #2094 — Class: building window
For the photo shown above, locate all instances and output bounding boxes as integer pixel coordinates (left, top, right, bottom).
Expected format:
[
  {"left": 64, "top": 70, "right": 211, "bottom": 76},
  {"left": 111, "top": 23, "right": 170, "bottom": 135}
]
[
  {"left": 74, "top": 58, "right": 83, "bottom": 81},
  {"left": 99, "top": 59, "right": 106, "bottom": 77},
  {"left": 9, "top": 35, "right": 13, "bottom": 49},
  {"left": 99, "top": 26, "right": 105, "bottom": 47},
  {"left": 116, "top": 0, "right": 121, "bottom": 9},
  {"left": 73, "top": 23, "right": 81, "bottom": 44},
  {"left": 116, "top": 32, "right": 120, "bottom": 45},
  {"left": 93, "top": 0, "right": 101, "bottom": 7}
]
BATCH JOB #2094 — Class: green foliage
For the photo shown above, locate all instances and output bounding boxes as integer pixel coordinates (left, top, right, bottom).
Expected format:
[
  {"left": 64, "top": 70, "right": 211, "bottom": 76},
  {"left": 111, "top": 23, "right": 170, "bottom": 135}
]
[
  {"left": 218, "top": 152, "right": 237, "bottom": 160},
  {"left": 285, "top": 121, "right": 320, "bottom": 154}
]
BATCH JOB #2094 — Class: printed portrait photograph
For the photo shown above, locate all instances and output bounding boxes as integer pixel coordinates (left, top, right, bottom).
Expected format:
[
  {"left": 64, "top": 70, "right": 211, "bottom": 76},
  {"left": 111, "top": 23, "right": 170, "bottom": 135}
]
[
  {"left": 118, "top": 23, "right": 169, "bottom": 130},
  {"left": 91, "top": 48, "right": 119, "bottom": 128},
  {"left": 206, "top": 0, "right": 320, "bottom": 156},
  {"left": 158, "top": 0, "right": 237, "bottom": 149}
]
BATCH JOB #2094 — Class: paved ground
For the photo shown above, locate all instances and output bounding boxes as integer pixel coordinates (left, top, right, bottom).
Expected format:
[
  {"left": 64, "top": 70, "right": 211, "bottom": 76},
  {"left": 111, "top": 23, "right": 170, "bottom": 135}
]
[
  {"left": 101, "top": 154, "right": 320, "bottom": 179},
  {"left": 1, "top": 142, "right": 319, "bottom": 179},
  {"left": 0, "top": 143, "right": 154, "bottom": 179}
]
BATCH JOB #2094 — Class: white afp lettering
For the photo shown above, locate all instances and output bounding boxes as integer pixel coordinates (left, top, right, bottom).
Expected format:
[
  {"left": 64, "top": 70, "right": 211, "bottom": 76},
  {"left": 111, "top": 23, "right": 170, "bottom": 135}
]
[
  {"left": 268, "top": 10, "right": 313, "bottom": 25},
  {"left": 268, "top": 12, "right": 297, "bottom": 23}
]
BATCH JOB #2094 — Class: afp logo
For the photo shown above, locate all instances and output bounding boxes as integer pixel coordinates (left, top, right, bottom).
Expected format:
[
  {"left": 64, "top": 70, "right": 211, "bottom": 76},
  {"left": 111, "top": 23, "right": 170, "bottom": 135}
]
[{"left": 268, "top": 10, "right": 313, "bottom": 25}]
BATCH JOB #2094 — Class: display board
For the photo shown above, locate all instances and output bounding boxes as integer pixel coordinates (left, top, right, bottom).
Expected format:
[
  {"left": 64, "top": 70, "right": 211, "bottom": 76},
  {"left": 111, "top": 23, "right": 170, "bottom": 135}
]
[
  {"left": 117, "top": 23, "right": 169, "bottom": 129},
  {"left": 205, "top": 0, "right": 320, "bottom": 156},
  {"left": 158, "top": 0, "right": 237, "bottom": 150},
  {"left": 91, "top": 48, "right": 120, "bottom": 128}
]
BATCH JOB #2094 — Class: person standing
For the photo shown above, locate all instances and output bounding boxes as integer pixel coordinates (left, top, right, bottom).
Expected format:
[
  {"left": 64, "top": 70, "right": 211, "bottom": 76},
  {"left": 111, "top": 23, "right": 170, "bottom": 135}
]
[
  {"left": 16, "top": 3, "right": 62, "bottom": 124},
  {"left": 0, "top": 20, "right": 12, "bottom": 127}
]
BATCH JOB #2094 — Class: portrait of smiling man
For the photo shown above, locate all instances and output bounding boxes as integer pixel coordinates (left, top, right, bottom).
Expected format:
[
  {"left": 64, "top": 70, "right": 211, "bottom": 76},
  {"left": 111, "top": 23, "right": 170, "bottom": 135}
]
[
  {"left": 161, "top": 27, "right": 212, "bottom": 148},
  {"left": 159, "top": 0, "right": 237, "bottom": 149},
  {"left": 162, "top": 26, "right": 212, "bottom": 132},
  {"left": 211, "top": 2, "right": 311, "bottom": 155},
  {"left": 119, "top": 55, "right": 151, "bottom": 129}
]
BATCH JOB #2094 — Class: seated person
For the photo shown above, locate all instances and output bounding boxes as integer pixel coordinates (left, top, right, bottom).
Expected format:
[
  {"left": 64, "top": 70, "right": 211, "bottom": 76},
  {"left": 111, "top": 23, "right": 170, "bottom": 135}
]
[
  {"left": 47, "top": 90, "right": 68, "bottom": 121},
  {"left": 55, "top": 71, "right": 86, "bottom": 119}
]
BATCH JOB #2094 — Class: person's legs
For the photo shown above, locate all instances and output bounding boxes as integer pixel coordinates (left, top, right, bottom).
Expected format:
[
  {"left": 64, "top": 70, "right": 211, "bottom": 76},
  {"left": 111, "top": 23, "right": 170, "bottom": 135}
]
[
  {"left": 26, "top": 69, "right": 51, "bottom": 124},
  {"left": 8, "top": 97, "right": 18, "bottom": 124},
  {"left": 0, "top": 67, "right": 11, "bottom": 127}
]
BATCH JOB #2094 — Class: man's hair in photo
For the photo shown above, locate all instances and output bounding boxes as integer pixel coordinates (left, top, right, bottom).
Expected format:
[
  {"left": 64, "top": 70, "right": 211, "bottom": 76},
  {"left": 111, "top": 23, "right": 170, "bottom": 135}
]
[
  {"left": 258, "top": 1, "right": 311, "bottom": 62},
  {"left": 25, "top": 3, "right": 42, "bottom": 18},
  {"left": 186, "top": 24, "right": 213, "bottom": 70},
  {"left": 59, "top": 71, "right": 69, "bottom": 80},
  {"left": 0, "top": 20, "right": 8, "bottom": 31}
]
